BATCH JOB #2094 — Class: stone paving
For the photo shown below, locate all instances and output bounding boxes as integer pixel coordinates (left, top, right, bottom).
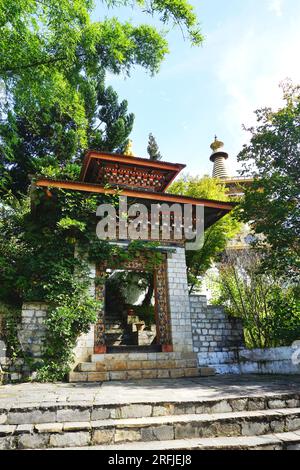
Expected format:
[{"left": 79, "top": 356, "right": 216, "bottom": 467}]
[{"left": 1, "top": 375, "right": 300, "bottom": 408}]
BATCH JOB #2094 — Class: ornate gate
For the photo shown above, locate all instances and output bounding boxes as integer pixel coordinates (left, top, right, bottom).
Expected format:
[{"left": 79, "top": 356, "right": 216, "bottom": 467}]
[{"left": 94, "top": 254, "right": 173, "bottom": 353}]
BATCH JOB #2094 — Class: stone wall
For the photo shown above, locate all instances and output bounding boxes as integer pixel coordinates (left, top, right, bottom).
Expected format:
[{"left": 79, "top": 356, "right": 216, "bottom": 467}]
[
  {"left": 73, "top": 326, "right": 95, "bottom": 365},
  {"left": 0, "top": 338, "right": 36, "bottom": 384},
  {"left": 1, "top": 299, "right": 95, "bottom": 382},
  {"left": 190, "top": 294, "right": 244, "bottom": 354},
  {"left": 0, "top": 304, "right": 47, "bottom": 383},
  {"left": 166, "top": 247, "right": 193, "bottom": 353},
  {"left": 72, "top": 260, "right": 96, "bottom": 365},
  {"left": 19, "top": 294, "right": 96, "bottom": 364},
  {"left": 0, "top": 339, "right": 7, "bottom": 382},
  {"left": 74, "top": 263, "right": 96, "bottom": 366},
  {"left": 198, "top": 346, "right": 300, "bottom": 375},
  {"left": 190, "top": 295, "right": 300, "bottom": 376},
  {"left": 18, "top": 303, "right": 48, "bottom": 358}
]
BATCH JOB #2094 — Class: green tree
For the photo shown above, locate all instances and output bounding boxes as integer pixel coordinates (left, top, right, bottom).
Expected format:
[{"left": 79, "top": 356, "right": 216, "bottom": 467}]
[
  {"left": 169, "top": 176, "right": 240, "bottom": 292},
  {"left": 88, "top": 82, "right": 134, "bottom": 153},
  {"left": 0, "top": 77, "right": 134, "bottom": 196},
  {"left": 0, "top": 0, "right": 202, "bottom": 197},
  {"left": 237, "top": 81, "right": 300, "bottom": 282},
  {"left": 147, "top": 133, "right": 162, "bottom": 160},
  {"left": 0, "top": 1, "right": 202, "bottom": 77}
]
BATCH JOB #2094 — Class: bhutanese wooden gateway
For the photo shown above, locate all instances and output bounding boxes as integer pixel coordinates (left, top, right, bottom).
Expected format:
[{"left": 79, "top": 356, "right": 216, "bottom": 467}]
[{"left": 33, "top": 151, "right": 235, "bottom": 382}]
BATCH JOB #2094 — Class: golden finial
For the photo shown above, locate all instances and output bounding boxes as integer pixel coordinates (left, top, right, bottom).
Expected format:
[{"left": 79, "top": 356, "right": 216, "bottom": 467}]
[
  {"left": 210, "top": 135, "right": 224, "bottom": 153},
  {"left": 123, "top": 140, "right": 135, "bottom": 157}
]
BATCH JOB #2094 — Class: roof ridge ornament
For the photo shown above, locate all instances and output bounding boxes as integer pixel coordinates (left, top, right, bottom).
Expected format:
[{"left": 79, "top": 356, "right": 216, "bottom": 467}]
[
  {"left": 123, "top": 140, "right": 135, "bottom": 157},
  {"left": 210, "top": 135, "right": 224, "bottom": 153}
]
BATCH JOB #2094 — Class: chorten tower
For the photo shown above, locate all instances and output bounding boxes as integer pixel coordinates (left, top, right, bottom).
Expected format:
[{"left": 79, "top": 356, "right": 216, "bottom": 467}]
[{"left": 210, "top": 136, "right": 229, "bottom": 179}]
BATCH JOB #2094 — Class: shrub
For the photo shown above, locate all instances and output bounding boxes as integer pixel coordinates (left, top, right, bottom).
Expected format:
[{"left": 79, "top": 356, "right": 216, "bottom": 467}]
[{"left": 213, "top": 249, "right": 300, "bottom": 348}]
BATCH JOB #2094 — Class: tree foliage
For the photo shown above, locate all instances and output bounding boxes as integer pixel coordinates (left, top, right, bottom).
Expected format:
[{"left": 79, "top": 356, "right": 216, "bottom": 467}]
[
  {"left": 213, "top": 250, "right": 300, "bottom": 349},
  {"left": 0, "top": 1, "right": 202, "bottom": 77},
  {"left": 147, "top": 132, "right": 162, "bottom": 160},
  {"left": 0, "top": 0, "right": 202, "bottom": 197},
  {"left": 0, "top": 76, "right": 134, "bottom": 195},
  {"left": 169, "top": 176, "right": 240, "bottom": 292},
  {"left": 237, "top": 81, "right": 300, "bottom": 281}
]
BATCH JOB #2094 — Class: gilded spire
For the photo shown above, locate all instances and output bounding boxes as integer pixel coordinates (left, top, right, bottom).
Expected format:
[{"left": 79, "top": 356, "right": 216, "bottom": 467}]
[
  {"left": 210, "top": 135, "right": 224, "bottom": 153},
  {"left": 123, "top": 140, "right": 135, "bottom": 157}
]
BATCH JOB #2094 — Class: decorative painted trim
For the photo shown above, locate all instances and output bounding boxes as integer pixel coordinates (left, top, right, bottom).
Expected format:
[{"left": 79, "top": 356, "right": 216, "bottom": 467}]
[{"left": 93, "top": 255, "right": 172, "bottom": 352}]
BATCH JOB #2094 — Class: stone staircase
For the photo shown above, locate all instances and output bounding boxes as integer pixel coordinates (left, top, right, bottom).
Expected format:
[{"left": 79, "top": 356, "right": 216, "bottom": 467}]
[
  {"left": 1, "top": 392, "right": 300, "bottom": 449},
  {"left": 104, "top": 310, "right": 128, "bottom": 347},
  {"left": 104, "top": 319, "right": 124, "bottom": 347},
  {"left": 104, "top": 312, "right": 150, "bottom": 347},
  {"left": 69, "top": 352, "right": 202, "bottom": 382}
]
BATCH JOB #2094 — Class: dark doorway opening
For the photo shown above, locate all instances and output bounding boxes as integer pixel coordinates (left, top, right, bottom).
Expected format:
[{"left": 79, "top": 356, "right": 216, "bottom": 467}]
[{"left": 104, "top": 269, "right": 161, "bottom": 353}]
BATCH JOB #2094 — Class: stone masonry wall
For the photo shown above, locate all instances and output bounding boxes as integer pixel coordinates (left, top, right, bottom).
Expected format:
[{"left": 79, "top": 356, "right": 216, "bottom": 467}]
[
  {"left": 73, "top": 326, "right": 95, "bottom": 365},
  {"left": 18, "top": 303, "right": 48, "bottom": 358},
  {"left": 166, "top": 247, "right": 193, "bottom": 353},
  {"left": 190, "top": 295, "right": 244, "bottom": 354},
  {"left": 198, "top": 346, "right": 300, "bottom": 375},
  {"left": 0, "top": 304, "right": 48, "bottom": 383},
  {"left": 73, "top": 261, "right": 96, "bottom": 365}
]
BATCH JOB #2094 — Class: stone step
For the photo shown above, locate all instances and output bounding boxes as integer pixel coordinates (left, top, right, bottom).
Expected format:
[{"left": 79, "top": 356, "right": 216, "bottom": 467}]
[
  {"left": 71, "top": 351, "right": 201, "bottom": 382},
  {"left": 69, "top": 367, "right": 200, "bottom": 382},
  {"left": 104, "top": 321, "right": 123, "bottom": 326},
  {"left": 107, "top": 345, "right": 161, "bottom": 354},
  {"left": 105, "top": 319, "right": 124, "bottom": 325},
  {"left": 90, "top": 352, "right": 197, "bottom": 362},
  {"left": 2, "top": 392, "right": 299, "bottom": 425},
  {"left": 1, "top": 408, "right": 300, "bottom": 449},
  {"left": 104, "top": 332, "right": 124, "bottom": 346},
  {"left": 105, "top": 329, "right": 123, "bottom": 334},
  {"left": 76, "top": 358, "right": 198, "bottom": 372},
  {"left": 105, "top": 313, "right": 123, "bottom": 319},
  {"left": 105, "top": 326, "right": 124, "bottom": 331},
  {"left": 62, "top": 430, "right": 300, "bottom": 450}
]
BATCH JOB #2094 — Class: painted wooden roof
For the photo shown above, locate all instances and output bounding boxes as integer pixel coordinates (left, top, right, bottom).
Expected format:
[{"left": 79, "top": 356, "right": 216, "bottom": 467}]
[{"left": 80, "top": 150, "right": 186, "bottom": 193}]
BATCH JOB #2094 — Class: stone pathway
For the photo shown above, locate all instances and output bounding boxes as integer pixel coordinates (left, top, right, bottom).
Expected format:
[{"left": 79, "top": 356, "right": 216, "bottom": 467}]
[
  {"left": 1, "top": 375, "right": 300, "bottom": 408},
  {"left": 1, "top": 375, "right": 300, "bottom": 450}
]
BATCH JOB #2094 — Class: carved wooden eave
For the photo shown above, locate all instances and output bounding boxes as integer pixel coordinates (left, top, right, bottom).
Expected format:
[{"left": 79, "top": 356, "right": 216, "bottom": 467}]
[{"left": 35, "top": 177, "right": 236, "bottom": 231}]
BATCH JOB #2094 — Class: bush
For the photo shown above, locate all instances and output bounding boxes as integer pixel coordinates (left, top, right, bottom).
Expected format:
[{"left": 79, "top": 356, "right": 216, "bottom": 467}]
[
  {"left": 36, "top": 294, "right": 99, "bottom": 382},
  {"left": 213, "top": 250, "right": 300, "bottom": 349}
]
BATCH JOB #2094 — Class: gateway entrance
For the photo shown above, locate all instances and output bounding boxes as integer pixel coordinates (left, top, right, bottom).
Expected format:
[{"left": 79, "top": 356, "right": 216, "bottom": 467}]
[
  {"left": 104, "top": 269, "right": 160, "bottom": 353},
  {"left": 94, "top": 254, "right": 173, "bottom": 354}
]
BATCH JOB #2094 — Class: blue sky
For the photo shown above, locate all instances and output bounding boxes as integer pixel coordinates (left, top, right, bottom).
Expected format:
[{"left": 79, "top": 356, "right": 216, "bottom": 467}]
[{"left": 93, "top": 0, "right": 300, "bottom": 177}]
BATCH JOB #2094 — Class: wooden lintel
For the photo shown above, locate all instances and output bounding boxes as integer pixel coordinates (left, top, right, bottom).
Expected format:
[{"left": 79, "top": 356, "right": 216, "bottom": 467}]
[{"left": 35, "top": 178, "right": 235, "bottom": 211}]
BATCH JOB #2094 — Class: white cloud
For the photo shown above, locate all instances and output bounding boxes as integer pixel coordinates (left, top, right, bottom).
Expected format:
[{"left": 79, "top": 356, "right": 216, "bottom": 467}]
[{"left": 268, "top": 0, "right": 284, "bottom": 16}]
